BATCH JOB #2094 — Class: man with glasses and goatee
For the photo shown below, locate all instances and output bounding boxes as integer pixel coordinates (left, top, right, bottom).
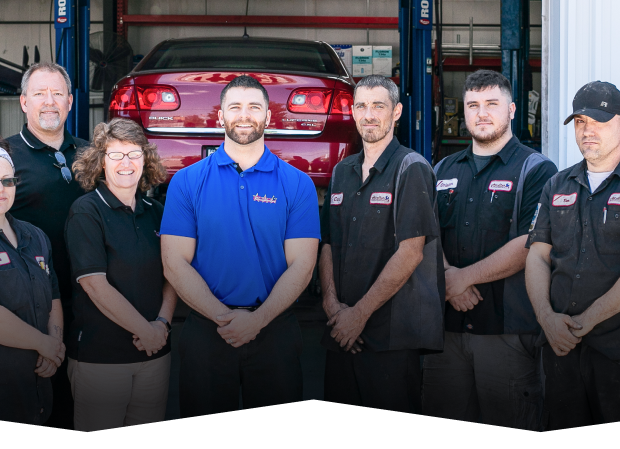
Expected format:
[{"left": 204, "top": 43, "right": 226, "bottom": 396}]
[{"left": 6, "top": 62, "right": 88, "bottom": 429}]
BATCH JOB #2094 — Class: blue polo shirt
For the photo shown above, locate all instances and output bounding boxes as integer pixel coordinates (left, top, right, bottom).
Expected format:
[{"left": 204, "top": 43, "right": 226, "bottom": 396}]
[{"left": 161, "top": 144, "right": 320, "bottom": 307}]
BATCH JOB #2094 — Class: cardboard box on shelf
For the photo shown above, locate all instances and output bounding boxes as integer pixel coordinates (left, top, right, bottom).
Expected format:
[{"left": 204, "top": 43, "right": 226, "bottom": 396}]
[
  {"left": 443, "top": 116, "right": 459, "bottom": 136},
  {"left": 372, "top": 46, "right": 392, "bottom": 76},
  {"left": 353, "top": 45, "right": 373, "bottom": 76},
  {"left": 331, "top": 44, "right": 352, "bottom": 73}
]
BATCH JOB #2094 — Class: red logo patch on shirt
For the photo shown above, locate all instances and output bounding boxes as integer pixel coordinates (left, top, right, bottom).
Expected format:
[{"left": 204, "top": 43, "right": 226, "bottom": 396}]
[
  {"left": 552, "top": 193, "right": 577, "bottom": 207},
  {"left": 369, "top": 192, "right": 393, "bottom": 205},
  {"left": 253, "top": 193, "right": 277, "bottom": 204},
  {"left": 0, "top": 252, "right": 10, "bottom": 266},
  {"left": 608, "top": 193, "right": 620, "bottom": 205},
  {"left": 488, "top": 180, "right": 513, "bottom": 192},
  {"left": 331, "top": 193, "right": 343, "bottom": 206}
]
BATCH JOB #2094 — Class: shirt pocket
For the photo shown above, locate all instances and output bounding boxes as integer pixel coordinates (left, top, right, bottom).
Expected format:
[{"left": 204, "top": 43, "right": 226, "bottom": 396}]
[
  {"left": 361, "top": 202, "right": 395, "bottom": 249},
  {"left": 438, "top": 190, "right": 458, "bottom": 229},
  {"left": 0, "top": 267, "right": 30, "bottom": 313},
  {"left": 550, "top": 204, "right": 578, "bottom": 254},
  {"left": 600, "top": 205, "right": 620, "bottom": 255},
  {"left": 480, "top": 190, "right": 516, "bottom": 234}
]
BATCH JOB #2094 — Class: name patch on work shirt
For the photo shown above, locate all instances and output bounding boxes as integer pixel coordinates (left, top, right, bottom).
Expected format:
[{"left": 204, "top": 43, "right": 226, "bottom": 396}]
[
  {"left": 608, "top": 193, "right": 620, "bottom": 205},
  {"left": 437, "top": 178, "right": 458, "bottom": 190},
  {"left": 488, "top": 180, "right": 513, "bottom": 192},
  {"left": 552, "top": 193, "right": 577, "bottom": 207},
  {"left": 0, "top": 252, "right": 10, "bottom": 266},
  {"left": 331, "top": 193, "right": 343, "bottom": 206},
  {"left": 369, "top": 192, "right": 392, "bottom": 205}
]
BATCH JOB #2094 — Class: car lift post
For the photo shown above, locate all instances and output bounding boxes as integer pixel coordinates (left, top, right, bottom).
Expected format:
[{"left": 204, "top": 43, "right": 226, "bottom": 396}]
[
  {"left": 501, "top": 0, "right": 531, "bottom": 142},
  {"left": 54, "top": 0, "right": 90, "bottom": 140},
  {"left": 398, "top": 0, "right": 433, "bottom": 163}
]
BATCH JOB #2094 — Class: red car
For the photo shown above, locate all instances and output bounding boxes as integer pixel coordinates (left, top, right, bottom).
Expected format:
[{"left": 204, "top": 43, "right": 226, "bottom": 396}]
[{"left": 108, "top": 37, "right": 360, "bottom": 203}]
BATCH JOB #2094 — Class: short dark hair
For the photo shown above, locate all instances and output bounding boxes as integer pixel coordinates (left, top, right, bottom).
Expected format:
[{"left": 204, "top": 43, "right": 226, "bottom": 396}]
[
  {"left": 354, "top": 75, "right": 400, "bottom": 109},
  {"left": 462, "top": 70, "right": 512, "bottom": 101},
  {"left": 220, "top": 75, "right": 269, "bottom": 108}
]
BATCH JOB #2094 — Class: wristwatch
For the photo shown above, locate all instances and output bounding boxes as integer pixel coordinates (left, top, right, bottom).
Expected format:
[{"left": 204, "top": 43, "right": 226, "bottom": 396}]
[{"left": 155, "top": 316, "right": 172, "bottom": 333}]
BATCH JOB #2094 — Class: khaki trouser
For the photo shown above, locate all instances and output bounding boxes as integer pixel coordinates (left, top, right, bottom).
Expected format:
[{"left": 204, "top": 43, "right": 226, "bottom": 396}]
[{"left": 68, "top": 353, "right": 171, "bottom": 431}]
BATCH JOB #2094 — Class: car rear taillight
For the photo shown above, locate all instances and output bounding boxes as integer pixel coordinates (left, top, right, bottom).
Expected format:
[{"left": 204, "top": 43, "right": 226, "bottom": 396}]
[
  {"left": 287, "top": 89, "right": 333, "bottom": 114},
  {"left": 331, "top": 91, "right": 354, "bottom": 116},
  {"left": 109, "top": 86, "right": 137, "bottom": 111},
  {"left": 136, "top": 86, "right": 180, "bottom": 111}
]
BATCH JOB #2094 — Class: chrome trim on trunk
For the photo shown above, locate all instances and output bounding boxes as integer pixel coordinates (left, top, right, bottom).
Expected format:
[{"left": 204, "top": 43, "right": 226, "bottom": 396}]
[{"left": 145, "top": 127, "right": 322, "bottom": 136}]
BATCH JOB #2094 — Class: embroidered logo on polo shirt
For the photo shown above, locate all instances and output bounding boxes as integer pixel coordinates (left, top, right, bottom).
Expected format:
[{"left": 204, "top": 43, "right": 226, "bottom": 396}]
[
  {"left": 608, "top": 193, "right": 620, "bottom": 205},
  {"left": 488, "top": 180, "right": 513, "bottom": 192},
  {"left": 253, "top": 193, "right": 277, "bottom": 204},
  {"left": 0, "top": 252, "right": 10, "bottom": 266},
  {"left": 370, "top": 192, "right": 392, "bottom": 205},
  {"left": 331, "top": 193, "right": 343, "bottom": 206},
  {"left": 436, "top": 178, "right": 458, "bottom": 190},
  {"left": 552, "top": 193, "right": 577, "bottom": 207}
]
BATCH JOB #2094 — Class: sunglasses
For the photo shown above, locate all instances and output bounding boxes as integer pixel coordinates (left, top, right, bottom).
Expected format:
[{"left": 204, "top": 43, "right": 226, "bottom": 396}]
[
  {"left": 51, "top": 151, "right": 72, "bottom": 184},
  {"left": 0, "top": 177, "right": 18, "bottom": 188},
  {"left": 106, "top": 150, "right": 144, "bottom": 161}
]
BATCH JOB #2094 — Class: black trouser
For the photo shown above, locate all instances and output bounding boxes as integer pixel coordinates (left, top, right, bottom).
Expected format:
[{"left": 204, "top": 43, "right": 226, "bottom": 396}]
[
  {"left": 324, "top": 348, "right": 421, "bottom": 413},
  {"left": 543, "top": 343, "right": 620, "bottom": 430},
  {"left": 179, "top": 308, "right": 303, "bottom": 417}
]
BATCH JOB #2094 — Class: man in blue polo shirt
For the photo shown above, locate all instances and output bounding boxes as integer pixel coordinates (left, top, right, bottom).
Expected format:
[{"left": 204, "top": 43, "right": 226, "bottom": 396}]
[{"left": 161, "top": 75, "right": 320, "bottom": 416}]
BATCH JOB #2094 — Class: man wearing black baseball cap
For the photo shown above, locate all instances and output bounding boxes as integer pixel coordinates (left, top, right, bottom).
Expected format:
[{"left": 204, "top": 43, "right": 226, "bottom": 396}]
[{"left": 526, "top": 80, "right": 620, "bottom": 429}]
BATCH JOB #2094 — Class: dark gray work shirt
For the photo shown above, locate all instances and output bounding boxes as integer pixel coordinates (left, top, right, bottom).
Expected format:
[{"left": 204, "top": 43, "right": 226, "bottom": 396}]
[
  {"left": 527, "top": 159, "right": 620, "bottom": 360},
  {"left": 435, "top": 136, "right": 558, "bottom": 335},
  {"left": 6, "top": 124, "right": 87, "bottom": 305},
  {"left": 320, "top": 137, "right": 445, "bottom": 353},
  {"left": 0, "top": 213, "right": 59, "bottom": 425},
  {"left": 65, "top": 182, "right": 170, "bottom": 364}
]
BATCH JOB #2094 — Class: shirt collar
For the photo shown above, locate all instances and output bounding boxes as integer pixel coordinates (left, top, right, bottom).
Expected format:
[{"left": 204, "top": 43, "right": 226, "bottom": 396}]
[
  {"left": 95, "top": 181, "right": 151, "bottom": 213},
  {"left": 457, "top": 135, "right": 520, "bottom": 165},
  {"left": 346, "top": 136, "right": 401, "bottom": 173},
  {"left": 4, "top": 212, "right": 29, "bottom": 244},
  {"left": 567, "top": 158, "right": 620, "bottom": 184},
  {"left": 213, "top": 143, "right": 276, "bottom": 172},
  {"left": 20, "top": 123, "right": 76, "bottom": 153}
]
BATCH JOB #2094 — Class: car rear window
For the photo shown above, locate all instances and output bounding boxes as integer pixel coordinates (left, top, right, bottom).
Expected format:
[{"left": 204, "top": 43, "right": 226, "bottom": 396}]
[{"left": 139, "top": 40, "right": 344, "bottom": 75}]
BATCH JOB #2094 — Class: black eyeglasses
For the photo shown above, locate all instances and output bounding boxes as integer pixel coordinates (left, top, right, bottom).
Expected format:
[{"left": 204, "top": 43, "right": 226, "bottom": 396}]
[
  {"left": 52, "top": 151, "right": 72, "bottom": 184},
  {"left": 0, "top": 177, "right": 18, "bottom": 187}
]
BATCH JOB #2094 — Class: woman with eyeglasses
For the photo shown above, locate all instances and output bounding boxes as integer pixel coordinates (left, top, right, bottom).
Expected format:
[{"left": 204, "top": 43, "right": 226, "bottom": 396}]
[
  {"left": 0, "top": 138, "right": 66, "bottom": 425},
  {"left": 64, "top": 118, "right": 177, "bottom": 431}
]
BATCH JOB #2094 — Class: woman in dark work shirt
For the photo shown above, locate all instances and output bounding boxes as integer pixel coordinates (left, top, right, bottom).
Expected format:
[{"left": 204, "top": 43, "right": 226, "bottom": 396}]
[{"left": 65, "top": 119, "right": 177, "bottom": 431}]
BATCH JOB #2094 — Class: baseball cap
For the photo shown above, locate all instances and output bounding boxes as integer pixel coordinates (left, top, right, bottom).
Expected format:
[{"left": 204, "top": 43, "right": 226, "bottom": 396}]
[{"left": 563, "top": 81, "right": 620, "bottom": 125}]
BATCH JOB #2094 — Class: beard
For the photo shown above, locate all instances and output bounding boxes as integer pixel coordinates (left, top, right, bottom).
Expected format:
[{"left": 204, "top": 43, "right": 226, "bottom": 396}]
[
  {"left": 224, "top": 118, "right": 266, "bottom": 145},
  {"left": 468, "top": 117, "right": 511, "bottom": 145},
  {"left": 38, "top": 109, "right": 62, "bottom": 131},
  {"left": 357, "top": 117, "right": 393, "bottom": 144}
]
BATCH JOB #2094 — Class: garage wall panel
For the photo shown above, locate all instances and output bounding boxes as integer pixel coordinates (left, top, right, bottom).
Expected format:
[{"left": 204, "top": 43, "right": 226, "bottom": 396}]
[{"left": 543, "top": 0, "right": 620, "bottom": 170}]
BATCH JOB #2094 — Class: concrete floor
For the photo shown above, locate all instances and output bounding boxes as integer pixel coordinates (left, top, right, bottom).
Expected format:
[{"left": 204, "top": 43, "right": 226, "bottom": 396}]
[{"left": 164, "top": 293, "right": 328, "bottom": 420}]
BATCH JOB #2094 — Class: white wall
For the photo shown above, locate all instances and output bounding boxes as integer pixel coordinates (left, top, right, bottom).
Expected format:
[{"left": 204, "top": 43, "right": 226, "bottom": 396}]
[{"left": 542, "top": 0, "right": 620, "bottom": 170}]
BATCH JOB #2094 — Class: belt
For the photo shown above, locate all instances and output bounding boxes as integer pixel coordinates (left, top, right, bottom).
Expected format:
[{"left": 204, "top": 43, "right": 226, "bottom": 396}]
[{"left": 228, "top": 305, "right": 259, "bottom": 311}]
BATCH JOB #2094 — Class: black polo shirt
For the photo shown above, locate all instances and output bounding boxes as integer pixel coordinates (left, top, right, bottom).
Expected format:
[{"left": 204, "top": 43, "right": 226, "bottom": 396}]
[
  {"left": 6, "top": 124, "right": 88, "bottom": 306},
  {"left": 0, "top": 213, "right": 59, "bottom": 425},
  {"left": 320, "top": 137, "right": 445, "bottom": 353},
  {"left": 528, "top": 159, "right": 620, "bottom": 361},
  {"left": 435, "top": 136, "right": 558, "bottom": 335},
  {"left": 64, "top": 182, "right": 170, "bottom": 364}
]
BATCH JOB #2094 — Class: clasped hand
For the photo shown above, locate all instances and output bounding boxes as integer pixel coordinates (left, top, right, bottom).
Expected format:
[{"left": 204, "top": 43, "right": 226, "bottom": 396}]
[
  {"left": 327, "top": 305, "right": 367, "bottom": 353},
  {"left": 445, "top": 267, "right": 483, "bottom": 312},
  {"left": 35, "top": 335, "right": 66, "bottom": 377},
  {"left": 133, "top": 321, "right": 168, "bottom": 356},
  {"left": 216, "top": 309, "right": 263, "bottom": 348}
]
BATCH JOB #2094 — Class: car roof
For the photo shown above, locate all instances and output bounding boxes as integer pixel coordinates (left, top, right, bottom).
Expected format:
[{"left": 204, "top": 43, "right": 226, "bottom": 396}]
[{"left": 158, "top": 36, "right": 327, "bottom": 45}]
